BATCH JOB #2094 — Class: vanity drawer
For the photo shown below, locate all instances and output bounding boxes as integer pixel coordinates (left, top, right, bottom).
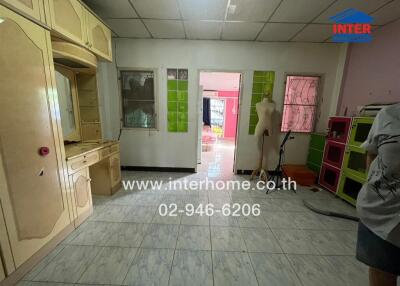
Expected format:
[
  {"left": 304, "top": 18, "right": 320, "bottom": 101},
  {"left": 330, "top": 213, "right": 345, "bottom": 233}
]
[
  {"left": 110, "top": 144, "right": 119, "bottom": 154},
  {"left": 99, "top": 147, "right": 111, "bottom": 159},
  {"left": 68, "top": 151, "right": 99, "bottom": 174}
]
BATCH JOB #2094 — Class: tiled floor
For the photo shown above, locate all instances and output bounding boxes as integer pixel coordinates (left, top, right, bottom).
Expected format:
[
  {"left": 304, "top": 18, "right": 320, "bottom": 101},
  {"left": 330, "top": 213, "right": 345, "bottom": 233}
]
[{"left": 19, "top": 140, "right": 369, "bottom": 286}]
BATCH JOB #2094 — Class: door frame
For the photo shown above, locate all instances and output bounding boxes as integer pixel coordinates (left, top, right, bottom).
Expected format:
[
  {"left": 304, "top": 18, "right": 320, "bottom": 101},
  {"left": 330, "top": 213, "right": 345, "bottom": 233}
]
[{"left": 196, "top": 69, "right": 244, "bottom": 173}]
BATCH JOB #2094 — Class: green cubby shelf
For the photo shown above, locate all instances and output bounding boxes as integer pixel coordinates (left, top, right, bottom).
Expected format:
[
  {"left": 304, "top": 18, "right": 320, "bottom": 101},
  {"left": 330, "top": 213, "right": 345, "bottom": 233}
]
[
  {"left": 343, "top": 145, "right": 368, "bottom": 179},
  {"left": 306, "top": 133, "right": 326, "bottom": 174},
  {"left": 348, "top": 117, "right": 374, "bottom": 147},
  {"left": 337, "top": 170, "right": 365, "bottom": 206}
]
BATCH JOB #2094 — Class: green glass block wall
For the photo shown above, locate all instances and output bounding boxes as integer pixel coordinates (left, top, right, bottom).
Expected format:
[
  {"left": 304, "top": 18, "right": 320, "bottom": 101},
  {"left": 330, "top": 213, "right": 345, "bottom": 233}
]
[
  {"left": 167, "top": 69, "right": 188, "bottom": 132},
  {"left": 248, "top": 71, "right": 275, "bottom": 134}
]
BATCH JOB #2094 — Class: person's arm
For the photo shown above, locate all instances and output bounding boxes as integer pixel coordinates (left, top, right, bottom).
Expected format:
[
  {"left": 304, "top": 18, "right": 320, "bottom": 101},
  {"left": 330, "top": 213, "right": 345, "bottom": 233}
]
[{"left": 366, "top": 152, "right": 377, "bottom": 171}]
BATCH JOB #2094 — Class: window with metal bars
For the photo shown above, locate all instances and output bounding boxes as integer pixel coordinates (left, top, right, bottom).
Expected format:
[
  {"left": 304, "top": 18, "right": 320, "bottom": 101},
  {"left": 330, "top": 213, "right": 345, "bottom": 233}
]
[{"left": 281, "top": 75, "right": 320, "bottom": 133}]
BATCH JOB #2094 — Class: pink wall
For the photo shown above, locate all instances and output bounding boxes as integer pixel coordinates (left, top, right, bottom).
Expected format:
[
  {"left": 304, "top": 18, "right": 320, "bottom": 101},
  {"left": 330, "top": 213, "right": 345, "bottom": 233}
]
[
  {"left": 337, "top": 19, "right": 400, "bottom": 116},
  {"left": 218, "top": 91, "right": 239, "bottom": 138}
]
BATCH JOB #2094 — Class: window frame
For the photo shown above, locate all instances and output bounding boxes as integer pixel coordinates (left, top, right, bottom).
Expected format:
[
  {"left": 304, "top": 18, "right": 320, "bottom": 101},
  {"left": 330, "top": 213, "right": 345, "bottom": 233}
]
[
  {"left": 118, "top": 67, "right": 159, "bottom": 131},
  {"left": 280, "top": 73, "right": 323, "bottom": 134}
]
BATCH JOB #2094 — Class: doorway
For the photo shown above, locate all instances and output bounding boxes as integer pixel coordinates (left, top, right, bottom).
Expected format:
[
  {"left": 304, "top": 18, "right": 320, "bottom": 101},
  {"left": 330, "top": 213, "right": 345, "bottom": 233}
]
[{"left": 197, "top": 71, "right": 242, "bottom": 176}]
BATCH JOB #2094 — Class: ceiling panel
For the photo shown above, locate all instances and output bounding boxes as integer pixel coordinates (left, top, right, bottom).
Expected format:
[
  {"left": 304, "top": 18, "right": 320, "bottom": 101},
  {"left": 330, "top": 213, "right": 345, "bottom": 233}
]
[
  {"left": 292, "top": 24, "right": 332, "bottom": 42},
  {"left": 371, "top": 0, "right": 400, "bottom": 25},
  {"left": 257, "top": 23, "right": 305, "bottom": 41},
  {"left": 184, "top": 21, "right": 223, "bottom": 39},
  {"left": 314, "top": 0, "right": 392, "bottom": 24},
  {"left": 83, "top": 0, "right": 137, "bottom": 18},
  {"left": 226, "top": 0, "right": 281, "bottom": 22},
  {"left": 106, "top": 19, "right": 150, "bottom": 38},
  {"left": 178, "top": 0, "right": 229, "bottom": 20},
  {"left": 270, "top": 0, "right": 333, "bottom": 22},
  {"left": 131, "top": 0, "right": 181, "bottom": 19},
  {"left": 221, "top": 22, "right": 264, "bottom": 40},
  {"left": 144, "top": 20, "right": 185, "bottom": 38}
]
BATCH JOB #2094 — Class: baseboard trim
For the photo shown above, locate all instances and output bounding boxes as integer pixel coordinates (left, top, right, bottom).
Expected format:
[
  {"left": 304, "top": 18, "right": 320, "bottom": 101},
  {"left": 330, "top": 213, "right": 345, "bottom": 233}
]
[{"left": 121, "top": 166, "right": 196, "bottom": 173}]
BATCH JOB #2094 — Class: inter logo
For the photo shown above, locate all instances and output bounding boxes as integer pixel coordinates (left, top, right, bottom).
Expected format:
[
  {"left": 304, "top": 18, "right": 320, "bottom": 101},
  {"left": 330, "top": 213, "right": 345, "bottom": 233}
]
[{"left": 330, "top": 8, "right": 373, "bottom": 43}]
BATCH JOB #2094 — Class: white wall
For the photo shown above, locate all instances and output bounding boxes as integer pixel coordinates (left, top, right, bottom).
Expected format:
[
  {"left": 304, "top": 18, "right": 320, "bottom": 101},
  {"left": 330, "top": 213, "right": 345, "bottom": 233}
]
[{"left": 98, "top": 39, "right": 347, "bottom": 170}]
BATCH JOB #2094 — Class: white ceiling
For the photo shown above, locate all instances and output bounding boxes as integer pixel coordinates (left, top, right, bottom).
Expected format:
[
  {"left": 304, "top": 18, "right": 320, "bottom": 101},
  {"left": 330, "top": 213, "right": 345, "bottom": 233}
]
[{"left": 83, "top": 0, "right": 400, "bottom": 42}]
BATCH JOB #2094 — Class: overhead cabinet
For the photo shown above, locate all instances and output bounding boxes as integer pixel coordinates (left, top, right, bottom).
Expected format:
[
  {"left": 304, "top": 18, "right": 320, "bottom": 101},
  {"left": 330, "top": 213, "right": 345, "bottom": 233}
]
[
  {"left": 86, "top": 10, "right": 112, "bottom": 61},
  {"left": 47, "top": 0, "right": 86, "bottom": 46},
  {"left": 47, "top": 0, "right": 112, "bottom": 61},
  {"left": 1, "top": 0, "right": 45, "bottom": 23}
]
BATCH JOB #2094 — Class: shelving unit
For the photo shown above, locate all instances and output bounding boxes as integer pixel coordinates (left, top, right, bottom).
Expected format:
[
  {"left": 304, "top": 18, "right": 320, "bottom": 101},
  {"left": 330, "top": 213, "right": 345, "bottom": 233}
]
[
  {"left": 319, "top": 116, "right": 375, "bottom": 206},
  {"left": 306, "top": 133, "right": 326, "bottom": 174},
  {"left": 337, "top": 117, "right": 374, "bottom": 205},
  {"left": 319, "top": 116, "right": 351, "bottom": 193}
]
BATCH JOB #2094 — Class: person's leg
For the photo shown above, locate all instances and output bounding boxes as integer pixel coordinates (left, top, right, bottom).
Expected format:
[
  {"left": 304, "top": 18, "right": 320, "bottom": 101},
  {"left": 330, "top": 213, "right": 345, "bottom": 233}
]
[{"left": 369, "top": 267, "right": 397, "bottom": 286}]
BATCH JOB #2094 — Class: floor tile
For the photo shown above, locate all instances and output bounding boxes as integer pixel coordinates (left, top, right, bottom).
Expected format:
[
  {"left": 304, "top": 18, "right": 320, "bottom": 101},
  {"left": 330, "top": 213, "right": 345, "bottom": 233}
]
[
  {"left": 237, "top": 215, "right": 268, "bottom": 228},
  {"left": 122, "top": 205, "right": 157, "bottom": 223},
  {"left": 151, "top": 213, "right": 182, "bottom": 225},
  {"left": 317, "top": 215, "right": 358, "bottom": 231},
  {"left": 212, "top": 251, "right": 258, "bottom": 286},
  {"left": 293, "top": 212, "right": 326, "bottom": 230},
  {"left": 325, "top": 255, "right": 368, "bottom": 286},
  {"left": 22, "top": 244, "right": 65, "bottom": 280},
  {"left": 258, "top": 199, "right": 283, "bottom": 212},
  {"left": 271, "top": 229, "right": 319, "bottom": 254},
  {"left": 68, "top": 221, "right": 117, "bottom": 246},
  {"left": 210, "top": 212, "right": 238, "bottom": 227},
  {"left": 287, "top": 254, "right": 346, "bottom": 286},
  {"left": 241, "top": 228, "right": 282, "bottom": 253},
  {"left": 180, "top": 214, "right": 210, "bottom": 226},
  {"left": 90, "top": 205, "right": 133, "bottom": 222},
  {"left": 33, "top": 245, "right": 101, "bottom": 283},
  {"left": 123, "top": 248, "right": 174, "bottom": 286},
  {"left": 249, "top": 253, "right": 302, "bottom": 286},
  {"left": 262, "top": 212, "right": 298, "bottom": 229},
  {"left": 176, "top": 225, "right": 211, "bottom": 250},
  {"left": 211, "top": 227, "right": 247, "bottom": 252},
  {"left": 104, "top": 223, "right": 148, "bottom": 247},
  {"left": 17, "top": 282, "right": 74, "bottom": 286},
  {"left": 307, "top": 230, "right": 356, "bottom": 255},
  {"left": 141, "top": 224, "right": 179, "bottom": 249},
  {"left": 78, "top": 247, "right": 137, "bottom": 285},
  {"left": 169, "top": 250, "right": 213, "bottom": 286}
]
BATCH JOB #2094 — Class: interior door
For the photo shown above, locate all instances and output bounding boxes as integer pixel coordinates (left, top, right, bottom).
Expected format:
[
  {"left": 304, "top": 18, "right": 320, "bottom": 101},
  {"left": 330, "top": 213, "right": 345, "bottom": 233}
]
[
  {"left": 233, "top": 74, "right": 242, "bottom": 173},
  {"left": 0, "top": 6, "right": 70, "bottom": 267},
  {"left": 197, "top": 85, "right": 204, "bottom": 165}
]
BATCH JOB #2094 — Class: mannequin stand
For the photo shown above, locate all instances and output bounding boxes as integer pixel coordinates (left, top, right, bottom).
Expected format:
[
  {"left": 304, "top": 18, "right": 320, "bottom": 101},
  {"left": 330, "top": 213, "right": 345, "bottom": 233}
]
[
  {"left": 251, "top": 130, "right": 269, "bottom": 181},
  {"left": 267, "top": 130, "right": 295, "bottom": 193}
]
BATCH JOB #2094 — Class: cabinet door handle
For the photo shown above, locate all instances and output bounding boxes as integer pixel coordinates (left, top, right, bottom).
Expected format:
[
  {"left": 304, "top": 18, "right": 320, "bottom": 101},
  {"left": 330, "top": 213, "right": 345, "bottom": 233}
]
[{"left": 83, "top": 160, "right": 87, "bottom": 164}]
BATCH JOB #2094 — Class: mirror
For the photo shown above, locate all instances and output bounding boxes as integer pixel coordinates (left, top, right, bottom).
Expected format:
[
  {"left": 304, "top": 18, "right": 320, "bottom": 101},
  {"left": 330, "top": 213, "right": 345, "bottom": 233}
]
[{"left": 55, "top": 67, "right": 81, "bottom": 142}]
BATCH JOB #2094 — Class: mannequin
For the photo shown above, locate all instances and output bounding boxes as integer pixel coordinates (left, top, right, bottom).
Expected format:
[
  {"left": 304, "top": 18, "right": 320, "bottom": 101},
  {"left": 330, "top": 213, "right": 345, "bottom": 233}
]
[
  {"left": 251, "top": 97, "right": 275, "bottom": 181},
  {"left": 254, "top": 97, "right": 275, "bottom": 137}
]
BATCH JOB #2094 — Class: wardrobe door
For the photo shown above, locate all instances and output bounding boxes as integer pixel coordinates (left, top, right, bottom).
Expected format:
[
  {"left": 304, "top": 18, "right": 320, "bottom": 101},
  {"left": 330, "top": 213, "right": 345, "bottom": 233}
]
[
  {"left": 0, "top": 6, "right": 70, "bottom": 267},
  {"left": 1, "top": 0, "right": 45, "bottom": 23}
]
